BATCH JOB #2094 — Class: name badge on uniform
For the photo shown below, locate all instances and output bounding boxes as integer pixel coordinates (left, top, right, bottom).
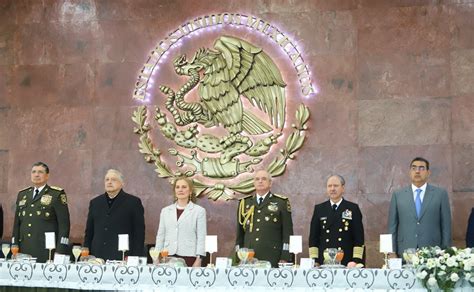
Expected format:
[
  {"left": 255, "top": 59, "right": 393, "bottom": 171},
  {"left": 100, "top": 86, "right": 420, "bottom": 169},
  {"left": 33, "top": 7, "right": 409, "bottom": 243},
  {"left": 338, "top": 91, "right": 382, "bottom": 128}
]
[
  {"left": 40, "top": 195, "right": 52, "bottom": 206},
  {"left": 19, "top": 199, "right": 26, "bottom": 207},
  {"left": 268, "top": 202, "right": 278, "bottom": 212},
  {"left": 342, "top": 209, "right": 352, "bottom": 220},
  {"left": 320, "top": 217, "right": 327, "bottom": 221}
]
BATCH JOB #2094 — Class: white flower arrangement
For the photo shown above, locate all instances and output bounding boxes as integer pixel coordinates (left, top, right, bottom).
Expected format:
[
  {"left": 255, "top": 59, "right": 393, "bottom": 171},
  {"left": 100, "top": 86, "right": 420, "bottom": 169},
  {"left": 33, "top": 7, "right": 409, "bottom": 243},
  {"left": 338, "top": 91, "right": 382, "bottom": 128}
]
[{"left": 413, "top": 247, "right": 474, "bottom": 292}]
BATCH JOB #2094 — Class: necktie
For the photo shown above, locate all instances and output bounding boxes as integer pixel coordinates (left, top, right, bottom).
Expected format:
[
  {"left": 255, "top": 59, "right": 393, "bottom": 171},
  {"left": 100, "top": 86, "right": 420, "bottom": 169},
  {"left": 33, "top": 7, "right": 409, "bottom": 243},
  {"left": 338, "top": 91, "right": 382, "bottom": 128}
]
[
  {"left": 415, "top": 189, "right": 422, "bottom": 218},
  {"left": 258, "top": 197, "right": 263, "bottom": 205},
  {"left": 332, "top": 204, "right": 337, "bottom": 212},
  {"left": 33, "top": 189, "right": 39, "bottom": 199}
]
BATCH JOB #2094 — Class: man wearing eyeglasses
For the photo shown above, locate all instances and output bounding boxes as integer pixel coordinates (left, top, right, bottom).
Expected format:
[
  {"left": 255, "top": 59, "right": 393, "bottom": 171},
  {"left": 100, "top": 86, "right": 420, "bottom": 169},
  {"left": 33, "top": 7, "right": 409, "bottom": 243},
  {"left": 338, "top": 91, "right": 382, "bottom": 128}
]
[{"left": 388, "top": 157, "right": 451, "bottom": 256}]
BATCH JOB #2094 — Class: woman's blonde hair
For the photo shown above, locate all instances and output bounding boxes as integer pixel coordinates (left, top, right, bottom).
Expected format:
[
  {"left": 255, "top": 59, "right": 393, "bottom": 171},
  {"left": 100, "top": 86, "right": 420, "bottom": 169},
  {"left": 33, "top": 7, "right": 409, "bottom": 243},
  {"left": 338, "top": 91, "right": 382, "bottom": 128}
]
[{"left": 173, "top": 176, "right": 196, "bottom": 203}]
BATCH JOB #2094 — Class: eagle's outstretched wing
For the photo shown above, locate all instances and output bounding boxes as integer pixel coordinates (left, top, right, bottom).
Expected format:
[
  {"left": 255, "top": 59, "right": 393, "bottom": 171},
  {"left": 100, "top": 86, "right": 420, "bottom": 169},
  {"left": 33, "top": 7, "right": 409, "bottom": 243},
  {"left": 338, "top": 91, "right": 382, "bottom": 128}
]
[{"left": 214, "top": 36, "right": 286, "bottom": 129}]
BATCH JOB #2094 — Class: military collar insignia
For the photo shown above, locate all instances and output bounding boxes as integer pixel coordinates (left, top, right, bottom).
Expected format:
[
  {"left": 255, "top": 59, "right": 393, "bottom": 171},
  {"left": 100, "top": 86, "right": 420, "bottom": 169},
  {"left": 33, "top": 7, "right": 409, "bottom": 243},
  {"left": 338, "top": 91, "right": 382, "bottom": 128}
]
[
  {"left": 19, "top": 199, "right": 26, "bottom": 206},
  {"left": 342, "top": 209, "right": 352, "bottom": 220}
]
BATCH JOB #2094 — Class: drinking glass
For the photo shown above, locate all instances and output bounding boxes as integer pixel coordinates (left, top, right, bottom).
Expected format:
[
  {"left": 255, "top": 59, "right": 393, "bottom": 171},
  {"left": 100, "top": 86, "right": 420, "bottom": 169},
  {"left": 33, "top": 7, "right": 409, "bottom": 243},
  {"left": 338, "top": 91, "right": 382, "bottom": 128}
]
[
  {"left": 72, "top": 245, "right": 82, "bottom": 263},
  {"left": 403, "top": 248, "right": 416, "bottom": 267},
  {"left": 247, "top": 249, "right": 255, "bottom": 262},
  {"left": 327, "top": 248, "right": 338, "bottom": 265},
  {"left": 149, "top": 247, "right": 160, "bottom": 264},
  {"left": 2, "top": 244, "right": 10, "bottom": 260},
  {"left": 10, "top": 244, "right": 19, "bottom": 260},
  {"left": 237, "top": 248, "right": 249, "bottom": 265},
  {"left": 335, "top": 249, "right": 344, "bottom": 265},
  {"left": 160, "top": 248, "right": 168, "bottom": 263},
  {"left": 80, "top": 247, "right": 90, "bottom": 260}
]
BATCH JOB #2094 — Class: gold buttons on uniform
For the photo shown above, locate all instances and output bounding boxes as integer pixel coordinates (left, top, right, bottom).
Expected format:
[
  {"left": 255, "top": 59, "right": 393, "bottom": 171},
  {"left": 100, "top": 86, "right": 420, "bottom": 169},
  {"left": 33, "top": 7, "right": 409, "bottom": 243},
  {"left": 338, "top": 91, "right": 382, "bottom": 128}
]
[
  {"left": 273, "top": 218, "right": 277, "bottom": 222},
  {"left": 339, "top": 228, "right": 342, "bottom": 232},
  {"left": 28, "top": 224, "right": 31, "bottom": 227},
  {"left": 29, "top": 213, "right": 32, "bottom": 217},
  {"left": 344, "top": 227, "right": 348, "bottom": 231},
  {"left": 326, "top": 230, "right": 330, "bottom": 233},
  {"left": 256, "top": 228, "right": 260, "bottom": 231},
  {"left": 338, "top": 238, "right": 342, "bottom": 242},
  {"left": 31, "top": 204, "right": 34, "bottom": 207},
  {"left": 257, "top": 210, "right": 261, "bottom": 213},
  {"left": 265, "top": 217, "right": 269, "bottom": 221},
  {"left": 256, "top": 238, "right": 259, "bottom": 241},
  {"left": 28, "top": 234, "right": 31, "bottom": 237},
  {"left": 326, "top": 239, "right": 329, "bottom": 242},
  {"left": 45, "top": 212, "right": 50, "bottom": 217}
]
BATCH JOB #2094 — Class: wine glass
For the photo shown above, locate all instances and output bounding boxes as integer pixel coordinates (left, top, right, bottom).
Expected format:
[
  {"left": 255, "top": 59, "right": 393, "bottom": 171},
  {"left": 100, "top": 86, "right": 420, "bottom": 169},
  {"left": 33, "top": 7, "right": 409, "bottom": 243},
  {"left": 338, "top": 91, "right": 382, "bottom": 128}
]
[
  {"left": 237, "top": 248, "right": 249, "bottom": 265},
  {"left": 2, "top": 243, "right": 10, "bottom": 260},
  {"left": 327, "top": 248, "right": 338, "bottom": 265},
  {"left": 149, "top": 247, "right": 160, "bottom": 264},
  {"left": 10, "top": 244, "right": 19, "bottom": 260},
  {"left": 335, "top": 249, "right": 344, "bottom": 265},
  {"left": 80, "top": 247, "right": 89, "bottom": 260},
  {"left": 323, "top": 249, "right": 330, "bottom": 264},
  {"left": 247, "top": 249, "right": 255, "bottom": 263},
  {"left": 403, "top": 248, "right": 416, "bottom": 267},
  {"left": 72, "top": 245, "right": 82, "bottom": 264},
  {"left": 160, "top": 248, "right": 169, "bottom": 263}
]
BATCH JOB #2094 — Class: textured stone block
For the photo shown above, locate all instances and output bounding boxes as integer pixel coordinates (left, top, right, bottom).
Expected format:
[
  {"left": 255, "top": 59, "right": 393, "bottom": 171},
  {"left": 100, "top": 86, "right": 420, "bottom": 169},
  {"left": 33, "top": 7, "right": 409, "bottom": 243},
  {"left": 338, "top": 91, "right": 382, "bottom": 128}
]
[
  {"left": 273, "top": 10, "right": 356, "bottom": 55},
  {"left": 307, "top": 54, "right": 356, "bottom": 101},
  {"left": 0, "top": 22, "right": 14, "bottom": 66},
  {"left": 0, "top": 150, "right": 8, "bottom": 193},
  {"left": 7, "top": 105, "right": 93, "bottom": 150},
  {"left": 449, "top": 5, "right": 474, "bottom": 50},
  {"left": 358, "top": 52, "right": 450, "bottom": 99},
  {"left": 0, "top": 66, "right": 11, "bottom": 107},
  {"left": 357, "top": 194, "right": 392, "bottom": 241},
  {"left": 310, "top": 100, "right": 358, "bottom": 147},
  {"left": 451, "top": 49, "right": 474, "bottom": 95},
  {"left": 451, "top": 192, "right": 474, "bottom": 241},
  {"left": 95, "top": 62, "right": 142, "bottom": 106},
  {"left": 0, "top": 107, "right": 9, "bottom": 149},
  {"left": 452, "top": 95, "right": 474, "bottom": 144},
  {"left": 452, "top": 144, "right": 474, "bottom": 192},
  {"left": 358, "top": 145, "right": 452, "bottom": 194},
  {"left": 358, "top": 98, "right": 451, "bottom": 146},
  {"left": 11, "top": 65, "right": 62, "bottom": 105}
]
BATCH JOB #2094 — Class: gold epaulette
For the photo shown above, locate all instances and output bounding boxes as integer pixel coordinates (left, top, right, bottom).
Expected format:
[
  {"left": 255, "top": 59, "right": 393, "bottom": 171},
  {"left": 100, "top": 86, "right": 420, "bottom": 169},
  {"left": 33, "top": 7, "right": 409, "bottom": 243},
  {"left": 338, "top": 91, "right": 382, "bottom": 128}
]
[
  {"left": 272, "top": 193, "right": 288, "bottom": 200},
  {"left": 239, "top": 194, "right": 253, "bottom": 200},
  {"left": 353, "top": 246, "right": 364, "bottom": 259},
  {"left": 18, "top": 186, "right": 32, "bottom": 192},
  {"left": 50, "top": 185, "right": 64, "bottom": 191}
]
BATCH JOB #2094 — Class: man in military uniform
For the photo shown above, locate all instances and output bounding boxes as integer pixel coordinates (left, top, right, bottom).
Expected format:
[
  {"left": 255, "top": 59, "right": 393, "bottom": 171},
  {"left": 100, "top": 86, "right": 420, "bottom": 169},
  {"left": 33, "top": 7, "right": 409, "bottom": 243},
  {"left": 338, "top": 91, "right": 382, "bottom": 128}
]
[
  {"left": 12, "top": 162, "right": 70, "bottom": 262},
  {"left": 309, "top": 175, "right": 364, "bottom": 267},
  {"left": 235, "top": 170, "right": 293, "bottom": 267}
]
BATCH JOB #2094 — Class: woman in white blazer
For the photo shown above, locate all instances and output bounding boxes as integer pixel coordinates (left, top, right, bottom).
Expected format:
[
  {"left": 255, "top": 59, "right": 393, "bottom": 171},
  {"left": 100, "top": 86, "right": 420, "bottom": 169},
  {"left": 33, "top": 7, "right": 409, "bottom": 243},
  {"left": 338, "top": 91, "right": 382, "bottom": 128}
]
[{"left": 155, "top": 177, "right": 207, "bottom": 267}]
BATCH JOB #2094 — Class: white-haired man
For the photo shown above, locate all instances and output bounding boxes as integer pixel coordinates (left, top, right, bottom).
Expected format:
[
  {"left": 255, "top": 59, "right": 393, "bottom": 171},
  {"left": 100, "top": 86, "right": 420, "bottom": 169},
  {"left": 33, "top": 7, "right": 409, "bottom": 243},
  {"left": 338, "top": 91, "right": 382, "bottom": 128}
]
[{"left": 83, "top": 169, "right": 145, "bottom": 260}]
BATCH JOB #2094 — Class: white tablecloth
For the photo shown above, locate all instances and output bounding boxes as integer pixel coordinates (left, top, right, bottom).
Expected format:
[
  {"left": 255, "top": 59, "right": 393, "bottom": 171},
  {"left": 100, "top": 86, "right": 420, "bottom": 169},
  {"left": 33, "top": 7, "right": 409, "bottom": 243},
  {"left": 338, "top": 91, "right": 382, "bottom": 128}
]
[{"left": 0, "top": 261, "right": 472, "bottom": 291}]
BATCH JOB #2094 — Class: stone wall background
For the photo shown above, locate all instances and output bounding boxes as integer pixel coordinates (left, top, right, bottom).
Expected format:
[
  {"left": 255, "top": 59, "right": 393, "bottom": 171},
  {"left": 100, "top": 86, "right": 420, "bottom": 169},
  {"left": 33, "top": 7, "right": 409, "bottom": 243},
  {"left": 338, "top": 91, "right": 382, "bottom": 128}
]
[{"left": 1, "top": 0, "right": 473, "bottom": 267}]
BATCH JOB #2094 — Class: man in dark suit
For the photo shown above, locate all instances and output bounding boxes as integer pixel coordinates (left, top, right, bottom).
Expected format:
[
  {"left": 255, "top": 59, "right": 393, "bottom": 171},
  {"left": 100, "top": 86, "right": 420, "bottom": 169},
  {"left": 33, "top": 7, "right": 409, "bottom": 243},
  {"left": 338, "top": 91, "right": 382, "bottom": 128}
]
[
  {"left": 12, "top": 162, "right": 70, "bottom": 262},
  {"left": 388, "top": 157, "right": 451, "bottom": 256},
  {"left": 84, "top": 169, "right": 145, "bottom": 260},
  {"left": 466, "top": 208, "right": 474, "bottom": 248},
  {"left": 235, "top": 170, "right": 293, "bottom": 267},
  {"left": 308, "top": 175, "right": 365, "bottom": 267}
]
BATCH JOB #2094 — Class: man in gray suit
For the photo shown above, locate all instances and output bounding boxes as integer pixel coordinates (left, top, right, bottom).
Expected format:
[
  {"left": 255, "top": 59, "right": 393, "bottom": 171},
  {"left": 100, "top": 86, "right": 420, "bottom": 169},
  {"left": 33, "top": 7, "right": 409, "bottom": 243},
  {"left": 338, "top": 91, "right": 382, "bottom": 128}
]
[{"left": 388, "top": 157, "right": 451, "bottom": 256}]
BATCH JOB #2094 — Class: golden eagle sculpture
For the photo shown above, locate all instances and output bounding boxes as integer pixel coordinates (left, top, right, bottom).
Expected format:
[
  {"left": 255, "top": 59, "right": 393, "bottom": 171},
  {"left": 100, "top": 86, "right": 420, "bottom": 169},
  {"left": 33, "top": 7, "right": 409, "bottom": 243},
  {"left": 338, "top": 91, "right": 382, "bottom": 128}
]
[{"left": 159, "top": 35, "right": 286, "bottom": 148}]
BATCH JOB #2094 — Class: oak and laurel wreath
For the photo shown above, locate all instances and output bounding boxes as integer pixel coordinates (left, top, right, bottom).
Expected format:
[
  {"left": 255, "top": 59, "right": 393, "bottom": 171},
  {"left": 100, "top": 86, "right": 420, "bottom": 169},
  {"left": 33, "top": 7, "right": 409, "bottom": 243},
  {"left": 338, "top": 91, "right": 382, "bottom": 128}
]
[{"left": 132, "top": 104, "right": 310, "bottom": 201}]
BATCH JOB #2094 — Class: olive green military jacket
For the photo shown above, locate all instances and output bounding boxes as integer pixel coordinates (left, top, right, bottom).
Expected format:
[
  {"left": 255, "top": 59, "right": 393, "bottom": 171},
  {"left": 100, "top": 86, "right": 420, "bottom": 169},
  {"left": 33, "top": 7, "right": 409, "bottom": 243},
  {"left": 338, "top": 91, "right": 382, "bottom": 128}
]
[
  {"left": 12, "top": 185, "right": 70, "bottom": 262},
  {"left": 236, "top": 192, "right": 293, "bottom": 267}
]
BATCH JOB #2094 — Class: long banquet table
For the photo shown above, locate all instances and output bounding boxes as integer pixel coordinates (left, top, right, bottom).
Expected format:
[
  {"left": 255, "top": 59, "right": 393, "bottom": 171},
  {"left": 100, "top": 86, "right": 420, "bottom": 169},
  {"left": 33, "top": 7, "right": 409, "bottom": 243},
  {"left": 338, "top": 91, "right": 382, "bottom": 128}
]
[{"left": 0, "top": 261, "right": 472, "bottom": 291}]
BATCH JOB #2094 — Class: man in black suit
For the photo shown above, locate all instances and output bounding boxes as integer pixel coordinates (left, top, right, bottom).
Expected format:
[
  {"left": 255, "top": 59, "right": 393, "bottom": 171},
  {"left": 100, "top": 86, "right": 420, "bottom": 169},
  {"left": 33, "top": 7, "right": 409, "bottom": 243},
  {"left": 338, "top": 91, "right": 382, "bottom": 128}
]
[
  {"left": 84, "top": 169, "right": 145, "bottom": 260},
  {"left": 308, "top": 175, "right": 365, "bottom": 267}
]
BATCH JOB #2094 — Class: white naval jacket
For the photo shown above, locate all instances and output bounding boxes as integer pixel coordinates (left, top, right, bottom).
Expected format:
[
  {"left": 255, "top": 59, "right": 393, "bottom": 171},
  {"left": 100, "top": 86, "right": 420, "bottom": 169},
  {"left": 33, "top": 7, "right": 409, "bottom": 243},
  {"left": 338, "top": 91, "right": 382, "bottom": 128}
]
[{"left": 155, "top": 202, "right": 207, "bottom": 257}]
